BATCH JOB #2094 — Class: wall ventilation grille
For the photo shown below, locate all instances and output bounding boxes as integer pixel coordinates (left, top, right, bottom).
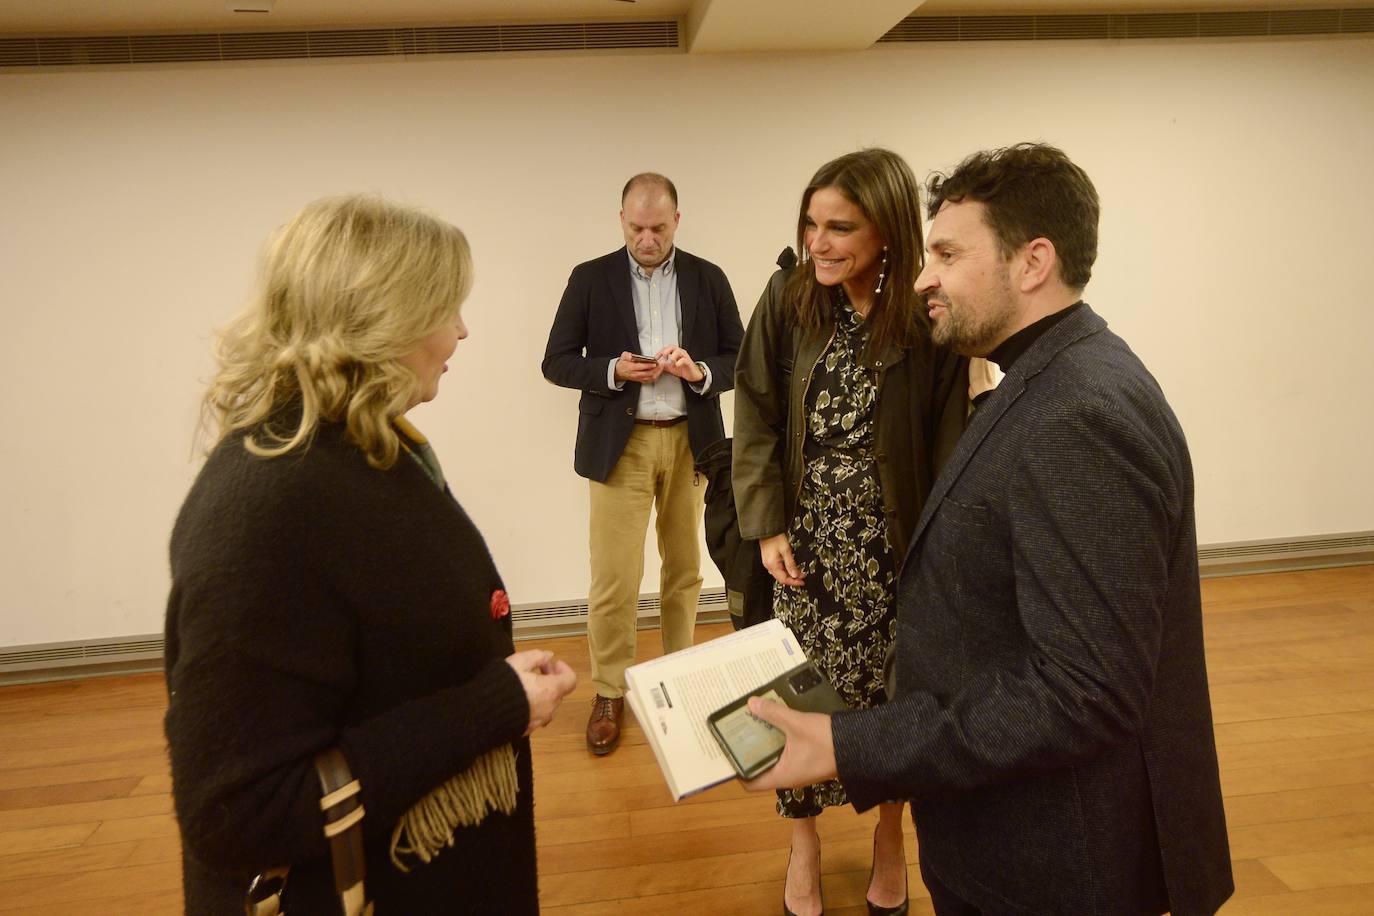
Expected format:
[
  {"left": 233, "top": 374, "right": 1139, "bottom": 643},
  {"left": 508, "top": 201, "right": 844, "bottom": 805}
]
[
  {"left": 0, "top": 19, "right": 680, "bottom": 69},
  {"left": 880, "top": 7, "right": 1374, "bottom": 43},
  {"left": 2, "top": 533, "right": 1369, "bottom": 683},
  {"left": 510, "top": 586, "right": 730, "bottom": 627}
]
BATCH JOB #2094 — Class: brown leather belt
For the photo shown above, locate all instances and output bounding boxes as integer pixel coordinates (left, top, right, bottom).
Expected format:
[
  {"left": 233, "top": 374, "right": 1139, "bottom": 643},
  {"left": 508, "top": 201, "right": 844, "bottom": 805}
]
[{"left": 634, "top": 417, "right": 686, "bottom": 428}]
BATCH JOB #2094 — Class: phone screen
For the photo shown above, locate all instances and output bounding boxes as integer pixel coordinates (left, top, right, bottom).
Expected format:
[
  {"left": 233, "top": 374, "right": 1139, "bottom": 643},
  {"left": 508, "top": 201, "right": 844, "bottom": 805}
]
[{"left": 713, "top": 688, "right": 787, "bottom": 776}]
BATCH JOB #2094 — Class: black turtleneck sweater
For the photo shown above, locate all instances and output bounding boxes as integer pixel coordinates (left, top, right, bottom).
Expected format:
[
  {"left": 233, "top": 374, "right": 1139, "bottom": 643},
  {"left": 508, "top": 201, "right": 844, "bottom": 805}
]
[{"left": 989, "top": 301, "right": 1086, "bottom": 372}]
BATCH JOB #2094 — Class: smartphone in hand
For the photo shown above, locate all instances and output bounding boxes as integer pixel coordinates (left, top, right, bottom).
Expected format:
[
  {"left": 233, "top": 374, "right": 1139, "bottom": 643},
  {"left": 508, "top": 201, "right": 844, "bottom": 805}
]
[{"left": 707, "top": 661, "right": 846, "bottom": 780}]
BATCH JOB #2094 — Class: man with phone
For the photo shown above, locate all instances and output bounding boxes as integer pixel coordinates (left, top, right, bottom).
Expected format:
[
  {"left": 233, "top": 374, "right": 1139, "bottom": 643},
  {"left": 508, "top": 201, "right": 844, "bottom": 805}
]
[{"left": 542, "top": 173, "right": 744, "bottom": 756}]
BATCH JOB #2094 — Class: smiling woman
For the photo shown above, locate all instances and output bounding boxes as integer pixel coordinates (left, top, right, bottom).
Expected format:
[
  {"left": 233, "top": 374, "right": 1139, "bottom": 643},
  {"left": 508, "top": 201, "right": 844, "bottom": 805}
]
[{"left": 731, "top": 148, "right": 969, "bottom": 916}]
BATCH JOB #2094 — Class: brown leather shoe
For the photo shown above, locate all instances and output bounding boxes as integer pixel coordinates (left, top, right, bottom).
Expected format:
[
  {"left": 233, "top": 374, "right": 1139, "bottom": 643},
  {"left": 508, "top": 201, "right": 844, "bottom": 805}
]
[{"left": 586, "top": 695, "right": 624, "bottom": 756}]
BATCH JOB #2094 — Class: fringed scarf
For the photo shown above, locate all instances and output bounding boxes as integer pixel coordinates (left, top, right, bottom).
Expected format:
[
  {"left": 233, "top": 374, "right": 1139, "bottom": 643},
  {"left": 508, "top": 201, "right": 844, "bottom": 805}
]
[{"left": 390, "top": 415, "right": 521, "bottom": 871}]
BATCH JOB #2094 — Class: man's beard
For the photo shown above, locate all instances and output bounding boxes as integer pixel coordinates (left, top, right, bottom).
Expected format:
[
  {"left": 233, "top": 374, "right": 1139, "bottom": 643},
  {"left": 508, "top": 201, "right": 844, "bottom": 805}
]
[{"left": 929, "top": 288, "right": 1018, "bottom": 357}]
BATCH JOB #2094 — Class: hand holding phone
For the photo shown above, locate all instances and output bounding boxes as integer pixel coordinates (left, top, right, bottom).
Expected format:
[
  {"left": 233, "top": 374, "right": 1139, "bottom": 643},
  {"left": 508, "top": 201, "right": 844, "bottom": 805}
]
[
  {"left": 707, "top": 661, "right": 846, "bottom": 780},
  {"left": 615, "top": 351, "right": 664, "bottom": 383}
]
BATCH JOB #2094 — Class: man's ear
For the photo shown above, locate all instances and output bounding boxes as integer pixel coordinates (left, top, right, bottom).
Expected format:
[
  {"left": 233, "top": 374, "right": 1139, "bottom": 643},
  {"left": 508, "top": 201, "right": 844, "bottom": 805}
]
[{"left": 1016, "top": 237, "right": 1057, "bottom": 293}]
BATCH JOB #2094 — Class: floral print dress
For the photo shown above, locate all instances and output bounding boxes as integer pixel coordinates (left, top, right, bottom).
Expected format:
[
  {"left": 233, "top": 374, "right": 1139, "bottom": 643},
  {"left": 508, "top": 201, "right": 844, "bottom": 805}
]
[{"left": 774, "top": 292, "right": 898, "bottom": 818}]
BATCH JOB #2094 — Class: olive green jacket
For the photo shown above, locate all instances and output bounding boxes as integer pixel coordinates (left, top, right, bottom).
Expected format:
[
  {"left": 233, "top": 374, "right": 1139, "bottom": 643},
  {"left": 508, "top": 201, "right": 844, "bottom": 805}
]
[{"left": 732, "top": 270, "right": 967, "bottom": 562}]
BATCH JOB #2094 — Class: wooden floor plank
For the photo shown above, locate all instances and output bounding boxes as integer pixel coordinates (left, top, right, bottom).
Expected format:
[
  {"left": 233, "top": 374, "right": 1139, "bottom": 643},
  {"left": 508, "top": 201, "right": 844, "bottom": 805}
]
[
  {"left": 1221, "top": 754, "right": 1374, "bottom": 797},
  {"left": 1213, "top": 710, "right": 1374, "bottom": 746},
  {"left": 1221, "top": 881, "right": 1374, "bottom": 915},
  {"left": 1226, "top": 812, "right": 1374, "bottom": 860},
  {"left": 1217, "top": 731, "right": 1374, "bottom": 770},
  {"left": 0, "top": 777, "right": 141, "bottom": 812},
  {"left": 1225, "top": 859, "right": 1292, "bottom": 900},
  {"left": 1223, "top": 783, "right": 1374, "bottom": 829},
  {"left": 0, "top": 824, "right": 96, "bottom": 859},
  {"left": 1261, "top": 843, "right": 1374, "bottom": 892}
]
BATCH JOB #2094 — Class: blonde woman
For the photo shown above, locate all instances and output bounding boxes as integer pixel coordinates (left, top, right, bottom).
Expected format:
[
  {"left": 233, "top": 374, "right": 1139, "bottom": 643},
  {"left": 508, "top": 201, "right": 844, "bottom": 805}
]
[{"left": 164, "top": 195, "right": 577, "bottom": 914}]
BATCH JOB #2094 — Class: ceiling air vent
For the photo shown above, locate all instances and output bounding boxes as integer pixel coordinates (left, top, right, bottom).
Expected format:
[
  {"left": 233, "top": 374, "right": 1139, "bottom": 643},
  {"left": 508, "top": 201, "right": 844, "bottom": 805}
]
[
  {"left": 130, "top": 33, "right": 222, "bottom": 63},
  {"left": 413, "top": 26, "right": 502, "bottom": 55},
  {"left": 1034, "top": 16, "right": 1112, "bottom": 41},
  {"left": 880, "top": 6, "right": 1374, "bottom": 43},
  {"left": 306, "top": 28, "right": 413, "bottom": 58},
  {"left": 1123, "top": 13, "right": 1204, "bottom": 39},
  {"left": 0, "top": 19, "right": 680, "bottom": 70},
  {"left": 0, "top": 37, "right": 37, "bottom": 67},
  {"left": 1195, "top": 12, "right": 1270, "bottom": 38},
  {"left": 961, "top": 16, "right": 1036, "bottom": 41},
  {"left": 221, "top": 31, "right": 309, "bottom": 60}
]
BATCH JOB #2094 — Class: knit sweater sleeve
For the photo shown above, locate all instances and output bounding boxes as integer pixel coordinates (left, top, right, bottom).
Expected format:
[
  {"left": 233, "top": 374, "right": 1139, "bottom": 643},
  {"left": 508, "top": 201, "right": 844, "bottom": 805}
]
[{"left": 164, "top": 438, "right": 530, "bottom": 875}]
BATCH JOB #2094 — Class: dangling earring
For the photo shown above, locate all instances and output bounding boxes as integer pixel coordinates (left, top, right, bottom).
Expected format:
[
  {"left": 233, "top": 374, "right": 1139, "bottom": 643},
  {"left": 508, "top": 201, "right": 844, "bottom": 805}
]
[{"left": 874, "top": 246, "right": 889, "bottom": 295}]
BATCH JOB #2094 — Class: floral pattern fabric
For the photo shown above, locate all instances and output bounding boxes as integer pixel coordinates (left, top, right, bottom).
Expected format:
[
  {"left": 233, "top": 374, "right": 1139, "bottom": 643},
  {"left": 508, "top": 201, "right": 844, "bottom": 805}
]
[{"left": 774, "top": 293, "right": 897, "bottom": 818}]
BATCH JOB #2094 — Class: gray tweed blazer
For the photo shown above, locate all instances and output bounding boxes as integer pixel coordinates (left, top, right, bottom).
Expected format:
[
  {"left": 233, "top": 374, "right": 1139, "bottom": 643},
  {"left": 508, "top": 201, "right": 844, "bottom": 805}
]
[{"left": 832, "top": 304, "right": 1233, "bottom": 915}]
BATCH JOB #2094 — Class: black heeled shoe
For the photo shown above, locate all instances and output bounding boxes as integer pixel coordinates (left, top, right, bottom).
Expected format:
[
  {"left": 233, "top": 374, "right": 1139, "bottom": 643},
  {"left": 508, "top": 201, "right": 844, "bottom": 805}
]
[
  {"left": 783, "top": 845, "right": 823, "bottom": 916},
  {"left": 865, "top": 833, "right": 909, "bottom": 916},
  {"left": 865, "top": 883, "right": 909, "bottom": 916}
]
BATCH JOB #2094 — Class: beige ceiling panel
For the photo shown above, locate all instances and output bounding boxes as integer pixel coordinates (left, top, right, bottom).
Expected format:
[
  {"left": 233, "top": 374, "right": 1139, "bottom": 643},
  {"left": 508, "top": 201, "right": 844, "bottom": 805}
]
[{"left": 687, "top": 0, "right": 922, "bottom": 52}]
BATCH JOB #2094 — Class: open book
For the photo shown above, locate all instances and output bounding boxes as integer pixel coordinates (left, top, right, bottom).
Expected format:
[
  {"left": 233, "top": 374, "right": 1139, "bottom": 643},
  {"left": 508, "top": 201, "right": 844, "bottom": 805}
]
[{"left": 624, "top": 618, "right": 806, "bottom": 801}]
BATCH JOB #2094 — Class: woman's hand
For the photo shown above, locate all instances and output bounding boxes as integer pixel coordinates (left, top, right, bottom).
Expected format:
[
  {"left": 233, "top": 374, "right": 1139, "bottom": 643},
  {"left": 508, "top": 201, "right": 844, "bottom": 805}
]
[
  {"left": 760, "top": 533, "right": 805, "bottom": 587},
  {"left": 505, "top": 650, "right": 578, "bottom": 736}
]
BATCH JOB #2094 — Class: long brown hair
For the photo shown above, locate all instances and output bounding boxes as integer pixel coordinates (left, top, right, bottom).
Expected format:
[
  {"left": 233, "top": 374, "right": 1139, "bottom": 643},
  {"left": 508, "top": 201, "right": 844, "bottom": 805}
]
[{"left": 784, "top": 148, "right": 927, "bottom": 353}]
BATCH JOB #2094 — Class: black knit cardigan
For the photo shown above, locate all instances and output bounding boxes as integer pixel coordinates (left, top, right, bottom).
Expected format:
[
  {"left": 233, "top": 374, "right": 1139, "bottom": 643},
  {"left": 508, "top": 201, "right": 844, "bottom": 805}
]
[{"left": 164, "top": 421, "right": 538, "bottom": 914}]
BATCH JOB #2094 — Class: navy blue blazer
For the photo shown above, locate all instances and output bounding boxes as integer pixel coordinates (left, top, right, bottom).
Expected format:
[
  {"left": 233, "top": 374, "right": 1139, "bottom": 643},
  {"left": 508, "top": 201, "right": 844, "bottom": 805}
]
[
  {"left": 542, "top": 247, "right": 744, "bottom": 482},
  {"left": 832, "top": 305, "right": 1233, "bottom": 915}
]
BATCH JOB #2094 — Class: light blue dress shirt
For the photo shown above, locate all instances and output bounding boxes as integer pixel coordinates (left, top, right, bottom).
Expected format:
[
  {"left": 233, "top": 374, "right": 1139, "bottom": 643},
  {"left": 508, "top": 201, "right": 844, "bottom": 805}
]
[{"left": 606, "top": 248, "right": 711, "bottom": 420}]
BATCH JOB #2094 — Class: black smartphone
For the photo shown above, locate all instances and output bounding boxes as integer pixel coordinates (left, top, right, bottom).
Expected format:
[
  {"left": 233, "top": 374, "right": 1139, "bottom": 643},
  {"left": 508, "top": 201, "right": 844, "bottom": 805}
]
[
  {"left": 707, "top": 661, "right": 846, "bottom": 781},
  {"left": 629, "top": 353, "right": 658, "bottom": 364}
]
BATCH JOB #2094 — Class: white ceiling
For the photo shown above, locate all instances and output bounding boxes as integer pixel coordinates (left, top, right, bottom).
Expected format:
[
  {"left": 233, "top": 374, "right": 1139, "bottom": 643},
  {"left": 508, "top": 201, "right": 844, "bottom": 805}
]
[{"left": 0, "top": 0, "right": 1341, "bottom": 49}]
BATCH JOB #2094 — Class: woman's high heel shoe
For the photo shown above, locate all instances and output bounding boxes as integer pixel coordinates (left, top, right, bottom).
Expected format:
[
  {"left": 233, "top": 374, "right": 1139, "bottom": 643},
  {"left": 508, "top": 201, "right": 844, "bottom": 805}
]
[
  {"left": 783, "top": 846, "right": 823, "bottom": 916},
  {"left": 865, "top": 880, "right": 908, "bottom": 916},
  {"left": 865, "top": 831, "right": 909, "bottom": 916}
]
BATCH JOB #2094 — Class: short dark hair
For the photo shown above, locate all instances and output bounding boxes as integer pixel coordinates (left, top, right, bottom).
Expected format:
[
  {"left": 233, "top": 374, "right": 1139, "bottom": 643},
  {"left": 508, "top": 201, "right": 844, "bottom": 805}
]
[
  {"left": 926, "top": 143, "right": 1100, "bottom": 291},
  {"left": 621, "top": 172, "right": 678, "bottom": 209}
]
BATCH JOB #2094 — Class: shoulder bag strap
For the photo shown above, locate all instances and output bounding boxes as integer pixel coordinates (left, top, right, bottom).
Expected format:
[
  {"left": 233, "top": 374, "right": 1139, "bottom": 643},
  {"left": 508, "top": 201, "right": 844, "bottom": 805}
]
[
  {"left": 243, "top": 748, "right": 372, "bottom": 916},
  {"left": 314, "top": 748, "right": 373, "bottom": 916}
]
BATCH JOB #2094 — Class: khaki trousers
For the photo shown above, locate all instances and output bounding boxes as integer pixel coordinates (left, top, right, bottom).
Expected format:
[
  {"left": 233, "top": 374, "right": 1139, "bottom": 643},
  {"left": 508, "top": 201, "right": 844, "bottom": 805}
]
[{"left": 587, "top": 422, "right": 703, "bottom": 697}]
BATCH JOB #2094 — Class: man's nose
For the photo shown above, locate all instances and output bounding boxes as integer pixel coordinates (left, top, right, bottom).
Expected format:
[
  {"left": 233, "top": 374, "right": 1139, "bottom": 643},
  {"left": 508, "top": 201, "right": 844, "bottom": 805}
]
[{"left": 914, "top": 262, "right": 936, "bottom": 295}]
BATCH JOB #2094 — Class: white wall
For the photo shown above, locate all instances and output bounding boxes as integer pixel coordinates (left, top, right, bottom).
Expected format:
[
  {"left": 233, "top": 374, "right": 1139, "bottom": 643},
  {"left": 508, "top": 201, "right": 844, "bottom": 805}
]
[{"left": 2, "top": 36, "right": 1371, "bottom": 647}]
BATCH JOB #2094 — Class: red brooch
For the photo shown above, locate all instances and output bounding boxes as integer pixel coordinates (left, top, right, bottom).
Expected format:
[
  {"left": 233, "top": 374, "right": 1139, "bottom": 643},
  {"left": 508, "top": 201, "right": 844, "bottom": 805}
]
[{"left": 490, "top": 589, "right": 510, "bottom": 621}]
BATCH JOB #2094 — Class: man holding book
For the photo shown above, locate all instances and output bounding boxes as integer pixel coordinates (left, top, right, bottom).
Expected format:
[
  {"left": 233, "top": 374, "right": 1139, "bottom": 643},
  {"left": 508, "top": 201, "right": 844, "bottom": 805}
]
[{"left": 742, "top": 144, "right": 1233, "bottom": 916}]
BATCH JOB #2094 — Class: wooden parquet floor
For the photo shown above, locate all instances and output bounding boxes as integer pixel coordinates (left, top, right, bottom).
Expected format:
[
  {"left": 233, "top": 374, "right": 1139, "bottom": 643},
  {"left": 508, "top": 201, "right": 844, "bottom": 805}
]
[{"left": 0, "top": 565, "right": 1371, "bottom": 914}]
